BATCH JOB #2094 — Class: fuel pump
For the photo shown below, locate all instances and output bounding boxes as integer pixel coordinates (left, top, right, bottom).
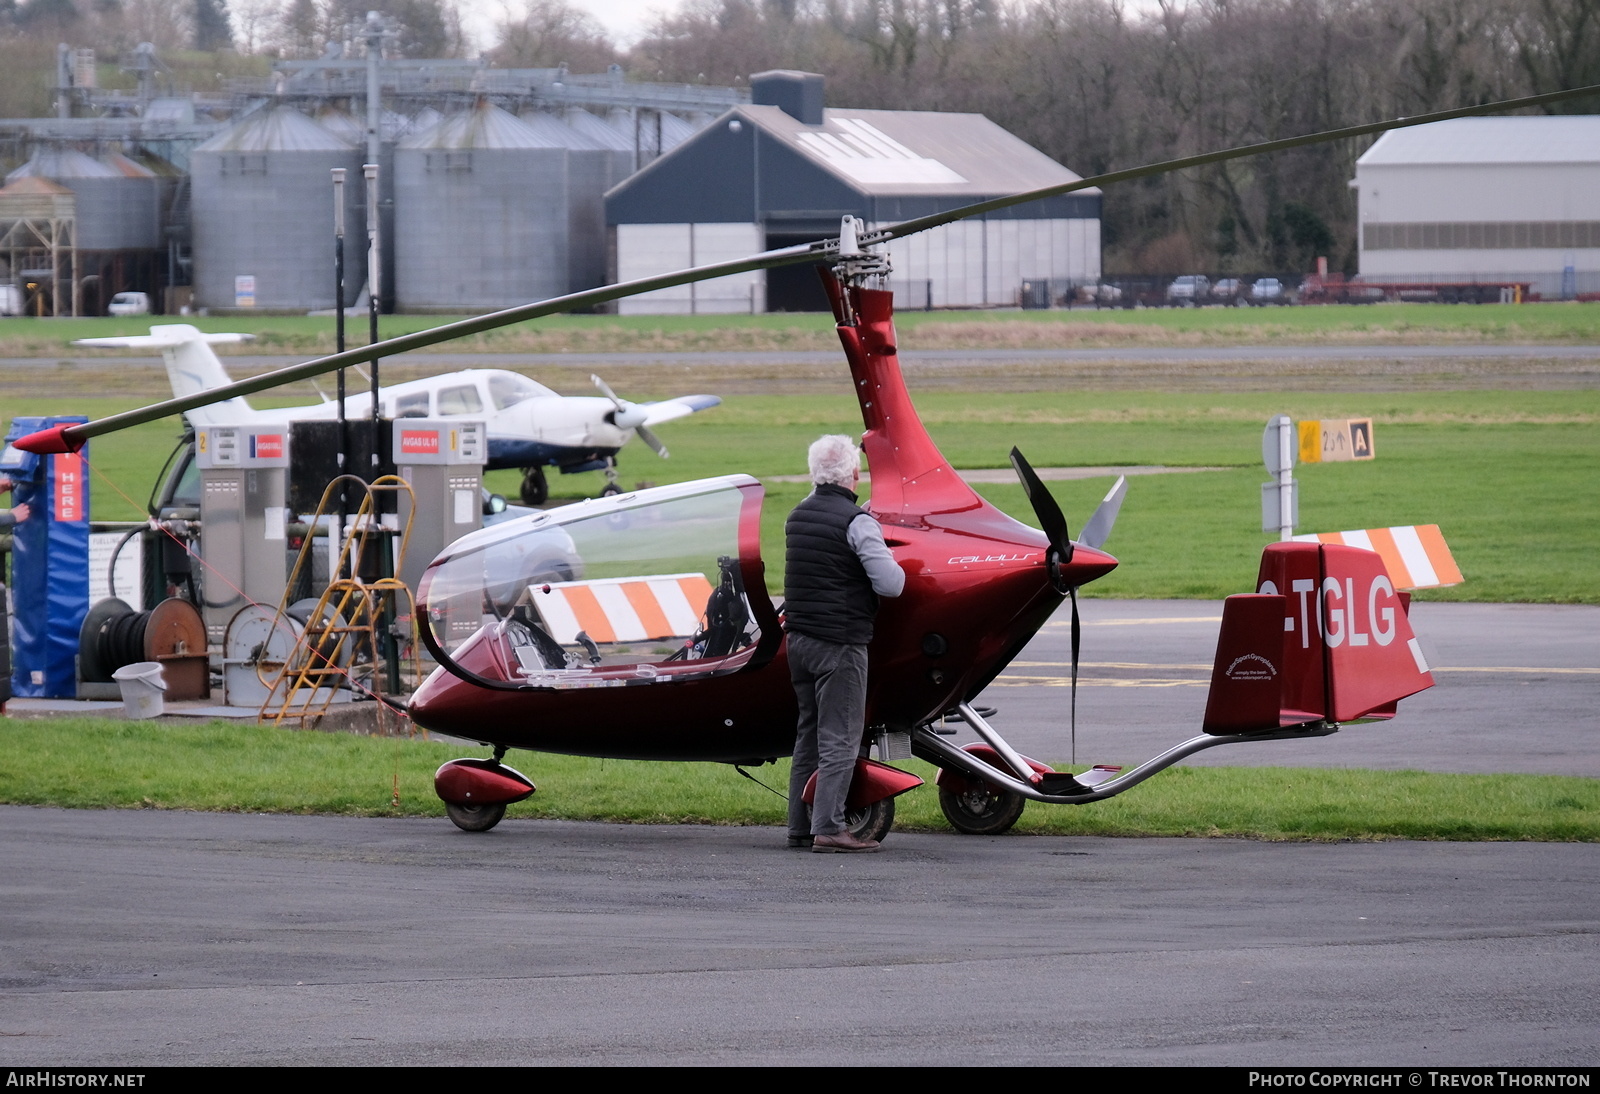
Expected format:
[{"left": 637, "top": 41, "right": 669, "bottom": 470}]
[{"left": 193, "top": 423, "right": 293, "bottom": 644}]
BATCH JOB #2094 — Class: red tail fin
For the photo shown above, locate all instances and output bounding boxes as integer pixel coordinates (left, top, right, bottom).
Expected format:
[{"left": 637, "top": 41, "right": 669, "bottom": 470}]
[
  {"left": 1203, "top": 594, "right": 1290, "bottom": 734},
  {"left": 1255, "top": 541, "right": 1434, "bottom": 724},
  {"left": 1204, "top": 543, "right": 1434, "bottom": 734}
]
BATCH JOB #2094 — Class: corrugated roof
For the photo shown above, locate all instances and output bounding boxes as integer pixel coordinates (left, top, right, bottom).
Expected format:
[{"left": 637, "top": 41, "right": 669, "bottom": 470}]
[
  {"left": 735, "top": 104, "right": 1088, "bottom": 196},
  {"left": 317, "top": 107, "right": 412, "bottom": 144},
  {"left": 8, "top": 149, "right": 123, "bottom": 181},
  {"left": 518, "top": 110, "right": 607, "bottom": 149},
  {"left": 564, "top": 110, "right": 634, "bottom": 152},
  {"left": 194, "top": 105, "right": 355, "bottom": 153},
  {"left": 101, "top": 152, "right": 158, "bottom": 178},
  {"left": 399, "top": 101, "right": 564, "bottom": 150},
  {"left": 659, "top": 112, "right": 698, "bottom": 152},
  {"left": 1358, "top": 116, "right": 1600, "bottom": 166},
  {"left": 0, "top": 175, "right": 73, "bottom": 195}
]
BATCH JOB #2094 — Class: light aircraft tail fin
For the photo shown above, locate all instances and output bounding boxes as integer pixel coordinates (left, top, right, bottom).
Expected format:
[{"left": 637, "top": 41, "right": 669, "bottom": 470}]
[
  {"left": 1203, "top": 541, "right": 1434, "bottom": 734},
  {"left": 74, "top": 325, "right": 259, "bottom": 427}
]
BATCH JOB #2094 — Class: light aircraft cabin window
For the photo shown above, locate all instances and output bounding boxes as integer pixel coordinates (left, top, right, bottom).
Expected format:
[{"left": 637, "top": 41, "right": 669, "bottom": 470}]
[
  {"left": 436, "top": 385, "right": 484, "bottom": 416},
  {"left": 419, "top": 478, "right": 763, "bottom": 689},
  {"left": 393, "top": 391, "right": 430, "bottom": 418},
  {"left": 488, "top": 373, "right": 549, "bottom": 410}
]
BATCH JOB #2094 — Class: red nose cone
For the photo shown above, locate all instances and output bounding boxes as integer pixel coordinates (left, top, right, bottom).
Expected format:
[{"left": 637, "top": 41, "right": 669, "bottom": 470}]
[{"left": 1064, "top": 544, "right": 1118, "bottom": 587}]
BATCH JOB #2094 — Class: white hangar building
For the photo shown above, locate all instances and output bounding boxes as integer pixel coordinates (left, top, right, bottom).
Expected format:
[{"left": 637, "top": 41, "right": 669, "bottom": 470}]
[
  {"left": 605, "top": 71, "right": 1100, "bottom": 314},
  {"left": 1355, "top": 116, "right": 1600, "bottom": 299}
]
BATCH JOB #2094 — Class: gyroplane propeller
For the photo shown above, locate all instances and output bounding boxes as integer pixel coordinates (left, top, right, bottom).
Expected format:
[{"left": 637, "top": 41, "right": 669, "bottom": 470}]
[{"left": 17, "top": 84, "right": 1597, "bottom": 837}]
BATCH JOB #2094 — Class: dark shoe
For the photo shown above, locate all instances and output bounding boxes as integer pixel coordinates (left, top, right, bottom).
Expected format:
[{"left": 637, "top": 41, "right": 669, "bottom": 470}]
[
  {"left": 787, "top": 835, "right": 813, "bottom": 849},
  {"left": 812, "top": 831, "right": 880, "bottom": 853}
]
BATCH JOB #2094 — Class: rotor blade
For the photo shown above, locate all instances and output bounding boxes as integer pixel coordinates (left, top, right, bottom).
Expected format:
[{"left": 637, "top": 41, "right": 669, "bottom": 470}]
[
  {"left": 1078, "top": 475, "right": 1127, "bottom": 550},
  {"left": 20, "top": 242, "right": 832, "bottom": 450},
  {"left": 22, "top": 81, "right": 1599, "bottom": 455},
  {"left": 1009, "top": 447, "right": 1072, "bottom": 561},
  {"left": 635, "top": 425, "right": 669, "bottom": 458},
  {"left": 865, "top": 83, "right": 1600, "bottom": 248}
]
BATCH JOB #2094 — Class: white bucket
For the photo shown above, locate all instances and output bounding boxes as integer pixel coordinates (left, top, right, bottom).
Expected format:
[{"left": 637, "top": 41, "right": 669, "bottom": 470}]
[{"left": 111, "top": 661, "right": 167, "bottom": 720}]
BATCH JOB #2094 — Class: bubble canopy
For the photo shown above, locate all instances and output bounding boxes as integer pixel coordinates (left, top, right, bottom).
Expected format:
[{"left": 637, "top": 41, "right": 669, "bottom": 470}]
[{"left": 416, "top": 475, "right": 776, "bottom": 691}]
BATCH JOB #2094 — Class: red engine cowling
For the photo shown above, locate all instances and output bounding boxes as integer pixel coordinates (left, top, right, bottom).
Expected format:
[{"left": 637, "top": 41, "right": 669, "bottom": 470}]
[
  {"left": 434, "top": 758, "right": 537, "bottom": 807},
  {"left": 803, "top": 757, "right": 924, "bottom": 810}
]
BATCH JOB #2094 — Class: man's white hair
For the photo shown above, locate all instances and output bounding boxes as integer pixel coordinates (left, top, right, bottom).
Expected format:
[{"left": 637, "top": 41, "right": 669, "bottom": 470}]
[{"left": 808, "top": 434, "right": 860, "bottom": 488}]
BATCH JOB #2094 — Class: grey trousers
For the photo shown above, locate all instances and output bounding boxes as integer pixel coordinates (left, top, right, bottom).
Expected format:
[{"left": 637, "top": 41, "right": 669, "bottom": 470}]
[{"left": 786, "top": 632, "right": 869, "bottom": 838}]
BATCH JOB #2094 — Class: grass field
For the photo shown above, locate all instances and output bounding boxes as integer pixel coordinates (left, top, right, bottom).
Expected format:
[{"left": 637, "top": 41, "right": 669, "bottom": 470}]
[
  {"left": 17, "top": 388, "right": 1595, "bottom": 602},
  {"left": 8, "top": 299, "right": 1600, "bottom": 357},
  {"left": 1, "top": 719, "right": 1595, "bottom": 841}
]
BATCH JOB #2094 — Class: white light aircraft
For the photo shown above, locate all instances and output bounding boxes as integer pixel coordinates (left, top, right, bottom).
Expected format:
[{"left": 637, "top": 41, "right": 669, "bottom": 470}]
[{"left": 74, "top": 324, "right": 721, "bottom": 504}]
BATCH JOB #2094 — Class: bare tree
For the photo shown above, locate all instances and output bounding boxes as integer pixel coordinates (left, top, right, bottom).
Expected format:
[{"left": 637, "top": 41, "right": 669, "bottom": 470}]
[{"left": 491, "top": 0, "right": 618, "bottom": 70}]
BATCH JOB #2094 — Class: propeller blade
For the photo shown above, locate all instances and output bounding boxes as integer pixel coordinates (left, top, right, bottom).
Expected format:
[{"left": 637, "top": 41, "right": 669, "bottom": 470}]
[
  {"left": 590, "top": 373, "right": 623, "bottom": 408},
  {"left": 1069, "top": 585, "right": 1080, "bottom": 767},
  {"left": 1078, "top": 475, "right": 1127, "bottom": 550},
  {"left": 591, "top": 374, "right": 648, "bottom": 430},
  {"left": 1008, "top": 447, "right": 1073, "bottom": 563},
  {"left": 635, "top": 425, "right": 669, "bottom": 458}
]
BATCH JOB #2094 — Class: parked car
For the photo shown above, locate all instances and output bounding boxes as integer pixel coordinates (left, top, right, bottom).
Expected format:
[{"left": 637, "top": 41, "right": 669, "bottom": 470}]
[
  {"left": 1165, "top": 275, "right": 1211, "bottom": 306},
  {"left": 1248, "top": 278, "right": 1286, "bottom": 306},
  {"left": 1212, "top": 278, "right": 1244, "bottom": 305},
  {"left": 1076, "top": 282, "right": 1125, "bottom": 307},
  {"left": 108, "top": 291, "right": 151, "bottom": 317}
]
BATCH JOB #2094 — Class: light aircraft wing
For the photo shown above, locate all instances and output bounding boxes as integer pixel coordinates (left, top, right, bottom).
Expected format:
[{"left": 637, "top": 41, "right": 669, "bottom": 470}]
[{"left": 641, "top": 394, "right": 722, "bottom": 428}]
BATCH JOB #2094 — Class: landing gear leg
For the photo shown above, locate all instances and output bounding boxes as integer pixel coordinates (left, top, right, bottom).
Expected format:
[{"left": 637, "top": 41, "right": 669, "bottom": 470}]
[
  {"left": 520, "top": 466, "right": 549, "bottom": 507},
  {"left": 600, "top": 457, "right": 622, "bottom": 497}
]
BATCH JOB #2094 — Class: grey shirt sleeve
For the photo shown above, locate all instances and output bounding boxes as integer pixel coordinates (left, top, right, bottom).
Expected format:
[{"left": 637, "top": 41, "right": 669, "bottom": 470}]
[{"left": 848, "top": 514, "right": 906, "bottom": 598}]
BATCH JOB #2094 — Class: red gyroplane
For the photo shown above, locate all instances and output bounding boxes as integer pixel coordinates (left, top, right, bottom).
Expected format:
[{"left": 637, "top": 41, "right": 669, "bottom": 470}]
[{"left": 17, "top": 86, "right": 1594, "bottom": 837}]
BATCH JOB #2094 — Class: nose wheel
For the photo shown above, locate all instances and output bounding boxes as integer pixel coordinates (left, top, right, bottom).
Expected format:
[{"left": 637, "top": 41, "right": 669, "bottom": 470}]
[
  {"left": 446, "top": 802, "right": 507, "bottom": 832},
  {"left": 938, "top": 783, "right": 1025, "bottom": 835}
]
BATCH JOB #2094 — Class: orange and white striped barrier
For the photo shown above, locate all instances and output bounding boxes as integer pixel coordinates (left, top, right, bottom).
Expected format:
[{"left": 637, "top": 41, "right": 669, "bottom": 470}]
[
  {"left": 1290, "top": 524, "right": 1463, "bottom": 589},
  {"left": 530, "top": 574, "right": 716, "bottom": 645}
]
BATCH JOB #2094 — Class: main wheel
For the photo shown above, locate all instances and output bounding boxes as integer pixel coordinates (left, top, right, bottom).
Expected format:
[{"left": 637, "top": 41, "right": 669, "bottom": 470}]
[
  {"left": 939, "top": 783, "right": 1025, "bottom": 835},
  {"left": 520, "top": 467, "right": 549, "bottom": 507},
  {"left": 446, "top": 802, "right": 506, "bottom": 832},
  {"left": 844, "top": 798, "right": 895, "bottom": 843}
]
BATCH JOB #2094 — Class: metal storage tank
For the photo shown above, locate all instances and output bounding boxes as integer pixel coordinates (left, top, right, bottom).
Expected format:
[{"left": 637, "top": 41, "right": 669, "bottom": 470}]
[
  {"left": 7, "top": 148, "right": 164, "bottom": 251},
  {"left": 189, "top": 105, "right": 366, "bottom": 311},
  {"left": 394, "top": 101, "right": 569, "bottom": 310},
  {"left": 520, "top": 109, "right": 632, "bottom": 293}
]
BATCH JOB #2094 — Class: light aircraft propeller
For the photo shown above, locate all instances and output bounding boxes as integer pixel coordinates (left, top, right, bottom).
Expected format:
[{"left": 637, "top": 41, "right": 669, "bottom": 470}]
[{"left": 591, "top": 374, "right": 669, "bottom": 457}]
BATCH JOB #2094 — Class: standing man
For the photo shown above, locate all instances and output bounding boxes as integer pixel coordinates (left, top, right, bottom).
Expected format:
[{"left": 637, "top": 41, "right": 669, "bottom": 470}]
[
  {"left": 785, "top": 434, "right": 905, "bottom": 853},
  {"left": 0, "top": 476, "right": 30, "bottom": 528}
]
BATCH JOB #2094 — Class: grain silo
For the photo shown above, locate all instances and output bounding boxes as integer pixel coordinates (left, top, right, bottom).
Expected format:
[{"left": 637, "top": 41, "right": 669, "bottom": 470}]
[
  {"left": 7, "top": 148, "right": 168, "bottom": 313},
  {"left": 393, "top": 100, "right": 569, "bottom": 310},
  {"left": 7, "top": 149, "right": 163, "bottom": 251},
  {"left": 189, "top": 105, "right": 365, "bottom": 311},
  {"left": 520, "top": 109, "right": 632, "bottom": 293}
]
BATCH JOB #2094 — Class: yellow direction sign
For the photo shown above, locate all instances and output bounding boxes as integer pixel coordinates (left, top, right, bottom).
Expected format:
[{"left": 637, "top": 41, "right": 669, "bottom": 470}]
[{"left": 1298, "top": 418, "right": 1375, "bottom": 463}]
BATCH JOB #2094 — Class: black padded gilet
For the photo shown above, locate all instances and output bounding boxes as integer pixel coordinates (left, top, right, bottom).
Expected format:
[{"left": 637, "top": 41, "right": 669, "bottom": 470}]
[{"left": 783, "top": 483, "right": 877, "bottom": 645}]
